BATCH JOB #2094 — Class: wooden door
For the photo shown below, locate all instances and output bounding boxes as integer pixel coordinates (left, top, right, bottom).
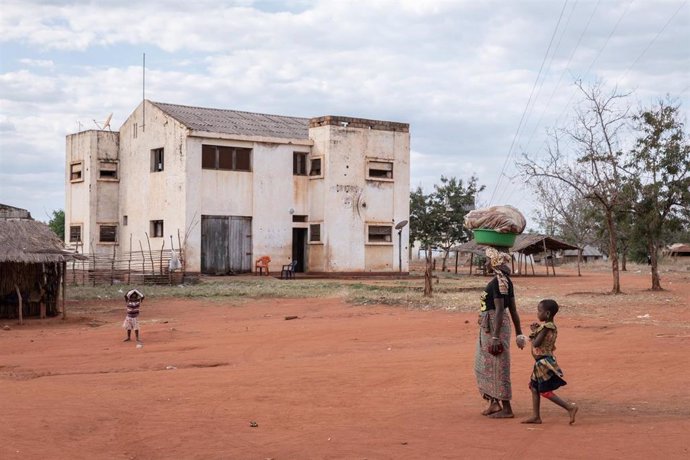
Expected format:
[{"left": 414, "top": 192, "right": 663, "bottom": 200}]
[
  {"left": 228, "top": 216, "right": 252, "bottom": 273},
  {"left": 201, "top": 215, "right": 229, "bottom": 274}
]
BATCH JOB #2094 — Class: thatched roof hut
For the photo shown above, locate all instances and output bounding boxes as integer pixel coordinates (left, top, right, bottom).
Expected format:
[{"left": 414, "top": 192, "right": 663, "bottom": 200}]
[{"left": 0, "top": 204, "right": 79, "bottom": 321}]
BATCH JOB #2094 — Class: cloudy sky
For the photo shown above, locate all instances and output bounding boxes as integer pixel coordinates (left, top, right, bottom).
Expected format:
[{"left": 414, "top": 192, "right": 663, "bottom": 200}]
[{"left": 1, "top": 0, "right": 688, "bottom": 227}]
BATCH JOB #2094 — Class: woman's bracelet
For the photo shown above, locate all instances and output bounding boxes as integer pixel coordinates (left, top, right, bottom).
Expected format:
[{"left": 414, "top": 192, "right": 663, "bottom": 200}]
[{"left": 491, "top": 337, "right": 499, "bottom": 340}]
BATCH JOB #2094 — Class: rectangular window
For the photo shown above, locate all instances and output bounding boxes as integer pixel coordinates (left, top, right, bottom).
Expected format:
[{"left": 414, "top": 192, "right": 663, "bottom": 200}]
[
  {"left": 309, "top": 223, "right": 321, "bottom": 242},
  {"left": 151, "top": 148, "right": 164, "bottom": 172},
  {"left": 69, "top": 225, "right": 82, "bottom": 243},
  {"left": 292, "top": 215, "right": 307, "bottom": 223},
  {"left": 133, "top": 123, "right": 138, "bottom": 139},
  {"left": 150, "top": 220, "right": 164, "bottom": 238},
  {"left": 202, "top": 145, "right": 252, "bottom": 171},
  {"left": 309, "top": 158, "right": 322, "bottom": 176},
  {"left": 99, "top": 161, "right": 118, "bottom": 179},
  {"left": 123, "top": 215, "right": 128, "bottom": 226},
  {"left": 368, "top": 225, "right": 392, "bottom": 243},
  {"left": 293, "top": 152, "right": 307, "bottom": 175},
  {"left": 99, "top": 225, "right": 117, "bottom": 243},
  {"left": 367, "top": 160, "right": 393, "bottom": 180},
  {"left": 70, "top": 162, "right": 83, "bottom": 182}
]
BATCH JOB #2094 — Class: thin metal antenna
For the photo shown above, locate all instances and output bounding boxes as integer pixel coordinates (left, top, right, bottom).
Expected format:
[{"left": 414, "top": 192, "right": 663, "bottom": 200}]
[{"left": 142, "top": 52, "right": 146, "bottom": 132}]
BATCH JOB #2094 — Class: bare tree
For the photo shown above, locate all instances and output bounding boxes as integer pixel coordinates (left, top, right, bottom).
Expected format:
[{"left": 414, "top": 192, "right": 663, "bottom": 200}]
[{"left": 520, "top": 82, "right": 631, "bottom": 293}]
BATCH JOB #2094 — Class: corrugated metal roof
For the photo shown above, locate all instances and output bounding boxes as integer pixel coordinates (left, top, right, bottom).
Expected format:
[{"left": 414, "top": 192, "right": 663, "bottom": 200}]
[{"left": 151, "top": 101, "right": 310, "bottom": 140}]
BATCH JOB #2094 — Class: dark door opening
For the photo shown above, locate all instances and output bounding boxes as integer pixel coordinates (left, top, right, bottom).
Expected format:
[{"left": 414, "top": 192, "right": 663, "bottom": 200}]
[{"left": 292, "top": 228, "right": 307, "bottom": 272}]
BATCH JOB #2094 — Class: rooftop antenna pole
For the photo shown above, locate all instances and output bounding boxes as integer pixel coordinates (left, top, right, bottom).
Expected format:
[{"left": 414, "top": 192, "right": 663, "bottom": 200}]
[{"left": 142, "top": 52, "right": 146, "bottom": 132}]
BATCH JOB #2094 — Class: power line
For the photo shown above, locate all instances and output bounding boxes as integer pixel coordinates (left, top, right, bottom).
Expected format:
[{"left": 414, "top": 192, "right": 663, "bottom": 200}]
[{"left": 489, "top": 0, "right": 570, "bottom": 205}]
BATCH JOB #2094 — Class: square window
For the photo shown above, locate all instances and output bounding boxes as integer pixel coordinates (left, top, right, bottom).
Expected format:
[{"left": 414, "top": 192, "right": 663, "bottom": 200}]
[
  {"left": 309, "top": 158, "right": 322, "bottom": 176},
  {"left": 368, "top": 225, "right": 392, "bottom": 243},
  {"left": 99, "top": 161, "right": 118, "bottom": 179},
  {"left": 150, "top": 220, "right": 164, "bottom": 238},
  {"left": 69, "top": 225, "right": 82, "bottom": 243},
  {"left": 151, "top": 148, "right": 164, "bottom": 172},
  {"left": 202, "top": 145, "right": 216, "bottom": 169},
  {"left": 70, "top": 162, "right": 83, "bottom": 182},
  {"left": 234, "top": 148, "right": 251, "bottom": 171},
  {"left": 293, "top": 152, "right": 307, "bottom": 175},
  {"left": 292, "top": 215, "right": 307, "bottom": 223},
  {"left": 99, "top": 225, "right": 117, "bottom": 243},
  {"left": 309, "top": 223, "right": 321, "bottom": 242},
  {"left": 367, "top": 160, "right": 393, "bottom": 180}
]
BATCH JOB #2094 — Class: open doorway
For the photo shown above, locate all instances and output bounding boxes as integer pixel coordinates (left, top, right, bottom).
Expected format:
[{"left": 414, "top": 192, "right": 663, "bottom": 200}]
[{"left": 292, "top": 228, "right": 307, "bottom": 272}]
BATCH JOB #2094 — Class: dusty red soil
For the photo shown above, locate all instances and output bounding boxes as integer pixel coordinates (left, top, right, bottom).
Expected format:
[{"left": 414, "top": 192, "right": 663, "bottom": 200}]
[{"left": 2, "top": 268, "right": 689, "bottom": 459}]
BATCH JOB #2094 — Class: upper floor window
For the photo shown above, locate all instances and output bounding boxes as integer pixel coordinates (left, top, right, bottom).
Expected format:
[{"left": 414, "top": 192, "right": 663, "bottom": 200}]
[
  {"left": 70, "top": 162, "right": 83, "bottom": 182},
  {"left": 151, "top": 148, "right": 164, "bottom": 172},
  {"left": 293, "top": 152, "right": 307, "bottom": 175},
  {"left": 309, "top": 157, "right": 322, "bottom": 177},
  {"left": 99, "top": 161, "right": 118, "bottom": 180},
  {"left": 202, "top": 145, "right": 252, "bottom": 171},
  {"left": 99, "top": 224, "right": 117, "bottom": 243},
  {"left": 69, "top": 225, "right": 82, "bottom": 243},
  {"left": 367, "top": 160, "right": 393, "bottom": 180}
]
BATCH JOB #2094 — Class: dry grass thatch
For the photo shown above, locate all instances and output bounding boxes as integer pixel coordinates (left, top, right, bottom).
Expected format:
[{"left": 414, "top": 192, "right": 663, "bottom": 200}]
[{"left": 0, "top": 219, "right": 71, "bottom": 264}]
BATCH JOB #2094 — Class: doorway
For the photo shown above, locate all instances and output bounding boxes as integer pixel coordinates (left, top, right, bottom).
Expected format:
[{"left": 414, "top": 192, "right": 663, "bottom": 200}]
[{"left": 292, "top": 228, "right": 307, "bottom": 272}]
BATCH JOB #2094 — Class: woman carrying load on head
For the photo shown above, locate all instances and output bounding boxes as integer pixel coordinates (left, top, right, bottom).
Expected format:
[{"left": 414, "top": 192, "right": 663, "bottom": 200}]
[{"left": 474, "top": 247, "right": 527, "bottom": 418}]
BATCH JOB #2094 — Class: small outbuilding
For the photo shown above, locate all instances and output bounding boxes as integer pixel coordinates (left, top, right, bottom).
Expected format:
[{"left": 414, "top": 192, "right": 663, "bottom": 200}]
[
  {"left": 666, "top": 243, "right": 690, "bottom": 258},
  {"left": 0, "top": 204, "right": 78, "bottom": 321},
  {"left": 562, "top": 244, "right": 605, "bottom": 263}
]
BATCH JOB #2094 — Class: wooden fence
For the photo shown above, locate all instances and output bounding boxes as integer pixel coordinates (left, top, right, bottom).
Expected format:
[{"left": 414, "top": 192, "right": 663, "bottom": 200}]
[{"left": 65, "top": 248, "right": 185, "bottom": 286}]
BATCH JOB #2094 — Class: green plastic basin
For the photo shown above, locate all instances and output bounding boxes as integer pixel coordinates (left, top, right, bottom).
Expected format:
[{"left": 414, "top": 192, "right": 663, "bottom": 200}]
[{"left": 473, "top": 229, "right": 517, "bottom": 247}]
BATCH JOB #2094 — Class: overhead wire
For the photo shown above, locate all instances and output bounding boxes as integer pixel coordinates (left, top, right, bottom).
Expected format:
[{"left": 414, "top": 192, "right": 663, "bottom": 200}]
[{"left": 488, "top": 0, "right": 570, "bottom": 205}]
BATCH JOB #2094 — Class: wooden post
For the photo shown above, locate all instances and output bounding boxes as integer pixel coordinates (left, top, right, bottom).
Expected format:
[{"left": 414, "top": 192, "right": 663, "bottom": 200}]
[
  {"left": 90, "top": 242, "right": 97, "bottom": 286},
  {"left": 542, "top": 239, "right": 549, "bottom": 277},
  {"left": 160, "top": 239, "right": 165, "bottom": 276},
  {"left": 511, "top": 253, "right": 515, "bottom": 275},
  {"left": 551, "top": 250, "right": 556, "bottom": 276},
  {"left": 128, "top": 234, "right": 133, "bottom": 285},
  {"left": 469, "top": 253, "right": 474, "bottom": 276},
  {"left": 454, "top": 250, "right": 459, "bottom": 274},
  {"left": 110, "top": 244, "right": 116, "bottom": 286},
  {"left": 14, "top": 284, "right": 23, "bottom": 325},
  {"left": 530, "top": 255, "right": 535, "bottom": 275},
  {"left": 178, "top": 229, "right": 185, "bottom": 277},
  {"left": 139, "top": 240, "right": 146, "bottom": 278},
  {"left": 145, "top": 232, "right": 155, "bottom": 275},
  {"left": 61, "top": 261, "right": 67, "bottom": 319}
]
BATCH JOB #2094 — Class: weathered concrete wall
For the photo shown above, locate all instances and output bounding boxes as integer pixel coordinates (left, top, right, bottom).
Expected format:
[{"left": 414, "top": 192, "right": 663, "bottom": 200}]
[
  {"left": 117, "top": 101, "right": 188, "bottom": 258},
  {"left": 65, "top": 130, "right": 119, "bottom": 256},
  {"left": 308, "top": 117, "right": 410, "bottom": 272}
]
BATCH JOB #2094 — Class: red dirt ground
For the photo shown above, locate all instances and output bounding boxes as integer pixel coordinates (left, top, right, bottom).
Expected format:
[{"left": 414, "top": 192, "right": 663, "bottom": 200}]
[{"left": 2, "top": 268, "right": 689, "bottom": 459}]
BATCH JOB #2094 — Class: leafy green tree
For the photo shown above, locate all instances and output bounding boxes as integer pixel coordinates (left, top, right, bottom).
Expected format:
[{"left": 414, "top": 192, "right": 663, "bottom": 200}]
[
  {"left": 47, "top": 209, "right": 65, "bottom": 241},
  {"left": 628, "top": 99, "right": 690, "bottom": 290}
]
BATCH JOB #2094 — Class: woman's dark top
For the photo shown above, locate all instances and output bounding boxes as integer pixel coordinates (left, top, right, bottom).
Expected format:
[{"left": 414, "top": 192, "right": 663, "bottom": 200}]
[{"left": 479, "top": 276, "right": 514, "bottom": 311}]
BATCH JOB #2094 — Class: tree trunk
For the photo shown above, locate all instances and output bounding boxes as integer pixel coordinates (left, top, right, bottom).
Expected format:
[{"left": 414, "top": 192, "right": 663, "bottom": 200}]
[
  {"left": 424, "top": 248, "right": 433, "bottom": 297},
  {"left": 441, "top": 249, "right": 449, "bottom": 272},
  {"left": 605, "top": 211, "right": 621, "bottom": 294},
  {"left": 621, "top": 247, "right": 627, "bottom": 272},
  {"left": 649, "top": 240, "right": 662, "bottom": 291},
  {"left": 577, "top": 248, "right": 582, "bottom": 277}
]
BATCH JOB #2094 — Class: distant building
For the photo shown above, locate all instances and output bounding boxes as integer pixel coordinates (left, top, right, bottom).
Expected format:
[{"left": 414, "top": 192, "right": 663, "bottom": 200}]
[
  {"left": 65, "top": 101, "right": 410, "bottom": 274},
  {"left": 562, "top": 244, "right": 605, "bottom": 263}
]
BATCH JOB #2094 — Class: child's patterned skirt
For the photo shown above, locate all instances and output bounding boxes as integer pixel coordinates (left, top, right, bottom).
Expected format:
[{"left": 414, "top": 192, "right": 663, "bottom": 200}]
[
  {"left": 529, "top": 355, "right": 567, "bottom": 393},
  {"left": 122, "top": 316, "right": 139, "bottom": 331}
]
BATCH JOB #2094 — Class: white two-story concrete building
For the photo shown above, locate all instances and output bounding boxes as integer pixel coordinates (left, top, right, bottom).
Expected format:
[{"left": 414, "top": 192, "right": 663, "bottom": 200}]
[{"left": 65, "top": 101, "right": 410, "bottom": 275}]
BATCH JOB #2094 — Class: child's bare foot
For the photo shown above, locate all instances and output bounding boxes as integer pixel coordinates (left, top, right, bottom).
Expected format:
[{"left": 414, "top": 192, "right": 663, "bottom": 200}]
[
  {"left": 123, "top": 338, "right": 131, "bottom": 342},
  {"left": 521, "top": 416, "right": 542, "bottom": 424},
  {"left": 568, "top": 403, "right": 578, "bottom": 425},
  {"left": 481, "top": 401, "right": 502, "bottom": 416},
  {"left": 488, "top": 409, "right": 514, "bottom": 419}
]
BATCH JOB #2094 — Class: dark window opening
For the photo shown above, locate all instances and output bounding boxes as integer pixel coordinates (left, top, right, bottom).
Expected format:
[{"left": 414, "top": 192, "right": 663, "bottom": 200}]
[
  {"left": 123, "top": 215, "right": 128, "bottom": 226},
  {"left": 69, "top": 226, "right": 81, "bottom": 243},
  {"left": 368, "top": 161, "right": 393, "bottom": 179},
  {"left": 309, "top": 223, "right": 321, "bottom": 242},
  {"left": 151, "top": 148, "right": 164, "bottom": 172},
  {"left": 99, "top": 161, "right": 118, "bottom": 179},
  {"left": 150, "top": 220, "right": 164, "bottom": 238},
  {"left": 309, "top": 158, "right": 322, "bottom": 176},
  {"left": 99, "top": 225, "right": 117, "bottom": 243},
  {"left": 368, "top": 225, "right": 392, "bottom": 243},
  {"left": 293, "top": 152, "right": 307, "bottom": 175},
  {"left": 292, "top": 215, "right": 307, "bottom": 223},
  {"left": 202, "top": 145, "right": 252, "bottom": 171},
  {"left": 70, "top": 163, "right": 83, "bottom": 181}
]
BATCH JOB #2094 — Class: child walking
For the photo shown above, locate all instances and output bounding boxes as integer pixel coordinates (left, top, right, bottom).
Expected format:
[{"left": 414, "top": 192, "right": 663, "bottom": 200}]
[
  {"left": 522, "top": 299, "right": 578, "bottom": 425},
  {"left": 123, "top": 289, "right": 144, "bottom": 344}
]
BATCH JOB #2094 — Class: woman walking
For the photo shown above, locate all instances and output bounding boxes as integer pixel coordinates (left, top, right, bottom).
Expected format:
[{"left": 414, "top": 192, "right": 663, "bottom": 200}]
[{"left": 474, "top": 247, "right": 526, "bottom": 418}]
